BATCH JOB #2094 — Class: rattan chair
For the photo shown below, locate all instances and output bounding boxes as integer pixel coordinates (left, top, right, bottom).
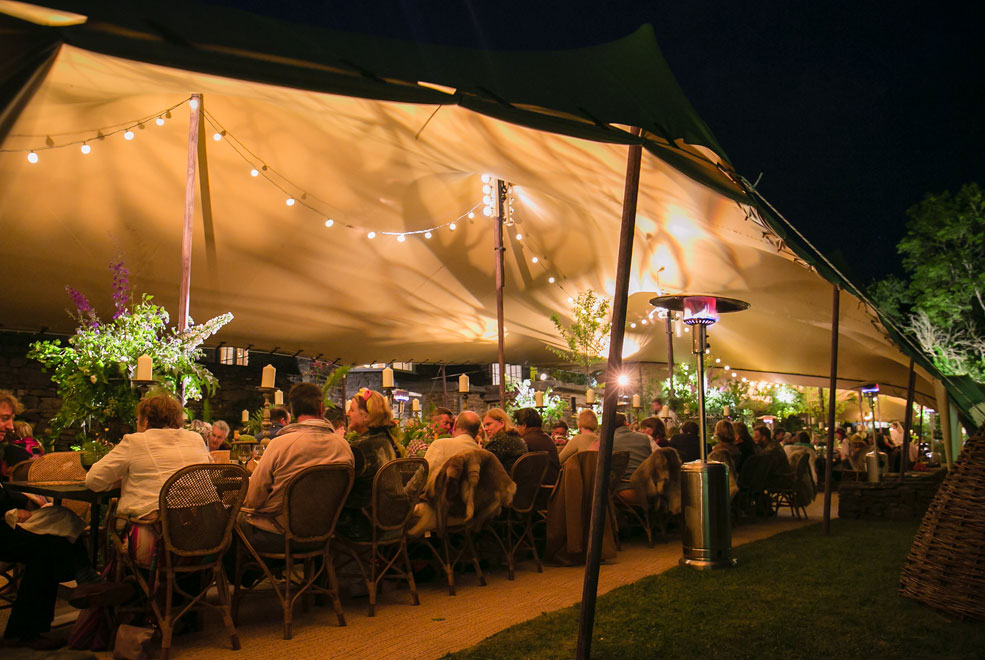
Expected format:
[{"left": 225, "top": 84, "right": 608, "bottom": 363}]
[
  {"left": 335, "top": 458, "right": 428, "bottom": 616},
  {"left": 112, "top": 463, "right": 248, "bottom": 660},
  {"left": 233, "top": 464, "right": 354, "bottom": 638},
  {"left": 606, "top": 450, "right": 631, "bottom": 550},
  {"left": 488, "top": 452, "right": 548, "bottom": 580},
  {"left": 9, "top": 458, "right": 33, "bottom": 481},
  {"left": 771, "top": 452, "right": 813, "bottom": 519}
]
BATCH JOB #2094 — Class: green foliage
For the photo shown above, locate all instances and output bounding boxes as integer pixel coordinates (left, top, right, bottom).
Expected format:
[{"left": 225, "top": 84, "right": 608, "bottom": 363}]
[
  {"left": 321, "top": 364, "right": 352, "bottom": 405},
  {"left": 506, "top": 379, "right": 568, "bottom": 423},
  {"left": 242, "top": 407, "right": 266, "bottom": 436},
  {"left": 870, "top": 183, "right": 985, "bottom": 382},
  {"left": 547, "top": 290, "right": 611, "bottom": 374},
  {"left": 28, "top": 265, "right": 232, "bottom": 440}
]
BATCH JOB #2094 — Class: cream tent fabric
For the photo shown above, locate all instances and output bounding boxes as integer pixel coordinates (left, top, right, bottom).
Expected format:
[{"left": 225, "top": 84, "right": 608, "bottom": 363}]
[{"left": 0, "top": 45, "right": 938, "bottom": 402}]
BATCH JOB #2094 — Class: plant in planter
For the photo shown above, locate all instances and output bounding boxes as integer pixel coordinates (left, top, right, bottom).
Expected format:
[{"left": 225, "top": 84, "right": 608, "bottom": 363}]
[{"left": 28, "top": 258, "right": 233, "bottom": 442}]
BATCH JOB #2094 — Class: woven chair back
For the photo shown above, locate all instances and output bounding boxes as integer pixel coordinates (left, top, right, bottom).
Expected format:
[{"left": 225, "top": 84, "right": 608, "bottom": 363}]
[
  {"left": 9, "top": 459, "right": 33, "bottom": 481},
  {"left": 285, "top": 464, "right": 354, "bottom": 542},
  {"left": 509, "top": 452, "right": 549, "bottom": 513},
  {"left": 159, "top": 463, "right": 248, "bottom": 556},
  {"left": 608, "top": 450, "right": 631, "bottom": 494},
  {"left": 372, "top": 458, "right": 428, "bottom": 531},
  {"left": 27, "top": 451, "right": 85, "bottom": 482}
]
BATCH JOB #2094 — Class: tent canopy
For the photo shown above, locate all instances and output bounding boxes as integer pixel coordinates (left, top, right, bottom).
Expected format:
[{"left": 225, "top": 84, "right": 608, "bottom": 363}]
[{"left": 0, "top": 6, "right": 975, "bottom": 421}]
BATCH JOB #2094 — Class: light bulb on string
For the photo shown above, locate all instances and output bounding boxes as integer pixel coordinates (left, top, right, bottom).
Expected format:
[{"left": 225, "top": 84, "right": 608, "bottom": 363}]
[
  {"left": 424, "top": 232, "right": 432, "bottom": 239},
  {"left": 155, "top": 117, "right": 165, "bottom": 126},
  {"left": 449, "top": 223, "right": 457, "bottom": 231},
  {"left": 482, "top": 206, "right": 493, "bottom": 217},
  {"left": 731, "top": 372, "right": 738, "bottom": 378},
  {"left": 482, "top": 185, "right": 491, "bottom": 194},
  {"left": 483, "top": 195, "right": 493, "bottom": 206},
  {"left": 367, "top": 232, "right": 376, "bottom": 239},
  {"left": 27, "top": 151, "right": 38, "bottom": 164},
  {"left": 630, "top": 322, "right": 637, "bottom": 329},
  {"left": 641, "top": 319, "right": 647, "bottom": 325},
  {"left": 567, "top": 296, "right": 574, "bottom": 304},
  {"left": 285, "top": 198, "right": 295, "bottom": 206},
  {"left": 531, "top": 257, "right": 538, "bottom": 264},
  {"left": 123, "top": 130, "right": 134, "bottom": 141},
  {"left": 467, "top": 211, "right": 475, "bottom": 219},
  {"left": 250, "top": 169, "right": 259, "bottom": 177},
  {"left": 481, "top": 174, "right": 490, "bottom": 183},
  {"left": 80, "top": 143, "right": 90, "bottom": 155},
  {"left": 212, "top": 132, "right": 223, "bottom": 141},
  {"left": 397, "top": 234, "right": 406, "bottom": 243},
  {"left": 515, "top": 233, "right": 522, "bottom": 240},
  {"left": 324, "top": 219, "right": 334, "bottom": 228},
  {"left": 715, "top": 358, "right": 721, "bottom": 364},
  {"left": 548, "top": 277, "right": 555, "bottom": 283},
  {"left": 724, "top": 365, "right": 730, "bottom": 371}
]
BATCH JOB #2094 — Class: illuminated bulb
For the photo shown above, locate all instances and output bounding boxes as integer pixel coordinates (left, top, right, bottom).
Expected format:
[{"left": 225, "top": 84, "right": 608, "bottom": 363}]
[
  {"left": 715, "top": 358, "right": 721, "bottom": 364},
  {"left": 630, "top": 322, "right": 637, "bottom": 329},
  {"left": 213, "top": 132, "right": 222, "bottom": 141},
  {"left": 468, "top": 211, "right": 475, "bottom": 219},
  {"left": 397, "top": 234, "right": 406, "bottom": 242},
  {"left": 286, "top": 198, "right": 295, "bottom": 206},
  {"left": 250, "top": 168, "right": 259, "bottom": 177},
  {"left": 324, "top": 219, "right": 334, "bottom": 227},
  {"left": 482, "top": 206, "right": 493, "bottom": 217},
  {"left": 483, "top": 195, "right": 493, "bottom": 206},
  {"left": 548, "top": 277, "right": 555, "bottom": 283},
  {"left": 368, "top": 231, "right": 376, "bottom": 239},
  {"left": 731, "top": 372, "right": 738, "bottom": 378},
  {"left": 27, "top": 151, "right": 38, "bottom": 164},
  {"left": 531, "top": 257, "right": 538, "bottom": 264},
  {"left": 724, "top": 365, "right": 730, "bottom": 371},
  {"left": 424, "top": 231, "right": 432, "bottom": 239},
  {"left": 540, "top": 372, "right": 548, "bottom": 381},
  {"left": 481, "top": 174, "right": 491, "bottom": 183},
  {"left": 567, "top": 297, "right": 574, "bottom": 304},
  {"left": 449, "top": 223, "right": 457, "bottom": 231},
  {"left": 515, "top": 233, "right": 522, "bottom": 240},
  {"left": 741, "top": 377, "right": 748, "bottom": 382},
  {"left": 685, "top": 327, "right": 690, "bottom": 333},
  {"left": 705, "top": 348, "right": 711, "bottom": 354},
  {"left": 641, "top": 319, "right": 648, "bottom": 325},
  {"left": 482, "top": 185, "right": 492, "bottom": 194},
  {"left": 617, "top": 374, "right": 629, "bottom": 387},
  {"left": 189, "top": 98, "right": 199, "bottom": 110},
  {"left": 155, "top": 117, "right": 165, "bottom": 126},
  {"left": 80, "top": 143, "right": 91, "bottom": 155},
  {"left": 124, "top": 130, "right": 134, "bottom": 140}
]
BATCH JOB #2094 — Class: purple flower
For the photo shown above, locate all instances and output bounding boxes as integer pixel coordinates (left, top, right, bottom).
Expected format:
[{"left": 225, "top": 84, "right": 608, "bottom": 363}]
[{"left": 110, "top": 258, "right": 131, "bottom": 319}]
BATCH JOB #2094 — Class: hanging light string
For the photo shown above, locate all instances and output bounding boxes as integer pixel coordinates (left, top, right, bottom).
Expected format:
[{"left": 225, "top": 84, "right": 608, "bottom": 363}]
[{"left": 0, "top": 98, "right": 191, "bottom": 160}]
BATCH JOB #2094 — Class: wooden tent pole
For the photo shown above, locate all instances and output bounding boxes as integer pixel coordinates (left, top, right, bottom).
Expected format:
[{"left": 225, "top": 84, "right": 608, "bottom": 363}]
[
  {"left": 900, "top": 357, "right": 916, "bottom": 483},
  {"left": 495, "top": 179, "right": 507, "bottom": 405},
  {"left": 178, "top": 93, "right": 202, "bottom": 331},
  {"left": 822, "top": 284, "right": 840, "bottom": 536},
  {"left": 576, "top": 128, "right": 642, "bottom": 660}
]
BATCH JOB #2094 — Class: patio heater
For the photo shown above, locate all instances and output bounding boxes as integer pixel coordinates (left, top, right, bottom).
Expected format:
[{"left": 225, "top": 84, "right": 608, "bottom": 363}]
[
  {"left": 650, "top": 294, "right": 749, "bottom": 570},
  {"left": 862, "top": 384, "right": 887, "bottom": 483}
]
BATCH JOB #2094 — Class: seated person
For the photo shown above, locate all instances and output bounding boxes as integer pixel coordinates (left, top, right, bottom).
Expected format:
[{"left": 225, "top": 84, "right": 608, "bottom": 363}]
[
  {"left": 481, "top": 408, "right": 527, "bottom": 473},
  {"left": 639, "top": 416, "right": 669, "bottom": 452},
  {"left": 87, "top": 393, "right": 213, "bottom": 564},
  {"left": 610, "top": 413, "right": 653, "bottom": 504},
  {"left": 240, "top": 383, "right": 354, "bottom": 548},
  {"left": 207, "top": 419, "right": 231, "bottom": 451},
  {"left": 513, "top": 407, "right": 561, "bottom": 487},
  {"left": 668, "top": 420, "right": 703, "bottom": 463},
  {"left": 712, "top": 420, "right": 743, "bottom": 469},
  {"left": 430, "top": 406, "right": 455, "bottom": 439},
  {"left": 267, "top": 406, "right": 290, "bottom": 439},
  {"left": 424, "top": 411, "right": 481, "bottom": 474},
  {"left": 733, "top": 421, "right": 757, "bottom": 467},
  {"left": 550, "top": 420, "right": 570, "bottom": 449},
  {"left": 323, "top": 405, "right": 347, "bottom": 438},
  {"left": 558, "top": 409, "right": 599, "bottom": 464}
]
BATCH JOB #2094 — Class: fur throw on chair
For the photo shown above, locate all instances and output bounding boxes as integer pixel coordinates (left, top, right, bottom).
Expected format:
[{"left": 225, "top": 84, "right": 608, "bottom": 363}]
[
  {"left": 629, "top": 447, "right": 683, "bottom": 516},
  {"left": 708, "top": 447, "right": 740, "bottom": 499},
  {"left": 408, "top": 449, "right": 516, "bottom": 537}
]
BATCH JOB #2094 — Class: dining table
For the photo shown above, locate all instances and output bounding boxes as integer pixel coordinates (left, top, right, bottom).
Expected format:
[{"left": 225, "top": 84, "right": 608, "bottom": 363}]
[{"left": 5, "top": 480, "right": 121, "bottom": 567}]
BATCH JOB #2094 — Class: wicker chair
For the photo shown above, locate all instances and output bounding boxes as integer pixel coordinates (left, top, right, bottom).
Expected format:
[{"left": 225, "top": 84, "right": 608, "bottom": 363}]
[
  {"left": 9, "top": 459, "right": 33, "bottom": 481},
  {"left": 112, "top": 464, "right": 249, "bottom": 660},
  {"left": 606, "top": 450, "right": 631, "bottom": 550},
  {"left": 234, "top": 464, "right": 354, "bottom": 638},
  {"left": 335, "top": 458, "right": 428, "bottom": 616},
  {"left": 488, "top": 452, "right": 549, "bottom": 580},
  {"left": 771, "top": 452, "right": 813, "bottom": 519}
]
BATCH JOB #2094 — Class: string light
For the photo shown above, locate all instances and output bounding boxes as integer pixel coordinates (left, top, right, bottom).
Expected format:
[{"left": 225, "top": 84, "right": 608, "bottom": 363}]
[
  {"left": 397, "top": 234, "right": 406, "bottom": 242},
  {"left": 515, "top": 233, "right": 522, "bottom": 240},
  {"left": 155, "top": 117, "right": 165, "bottom": 126},
  {"left": 424, "top": 232, "right": 432, "bottom": 239},
  {"left": 324, "top": 219, "right": 334, "bottom": 227},
  {"left": 567, "top": 297, "right": 574, "bottom": 304},
  {"left": 467, "top": 211, "right": 475, "bottom": 219},
  {"left": 548, "top": 277, "right": 555, "bottom": 283},
  {"left": 531, "top": 257, "right": 538, "bottom": 264},
  {"left": 482, "top": 206, "right": 493, "bottom": 217},
  {"left": 80, "top": 143, "right": 90, "bottom": 155},
  {"left": 285, "top": 197, "right": 295, "bottom": 206},
  {"left": 731, "top": 372, "right": 738, "bottom": 378},
  {"left": 212, "top": 131, "right": 224, "bottom": 141},
  {"left": 367, "top": 232, "right": 376, "bottom": 239},
  {"left": 449, "top": 223, "right": 457, "bottom": 231},
  {"left": 641, "top": 319, "right": 647, "bottom": 325},
  {"left": 724, "top": 365, "right": 730, "bottom": 370},
  {"left": 123, "top": 130, "right": 134, "bottom": 141},
  {"left": 27, "top": 151, "right": 38, "bottom": 163},
  {"left": 250, "top": 169, "right": 259, "bottom": 177},
  {"left": 630, "top": 322, "right": 637, "bottom": 329},
  {"left": 481, "top": 174, "right": 491, "bottom": 183}
]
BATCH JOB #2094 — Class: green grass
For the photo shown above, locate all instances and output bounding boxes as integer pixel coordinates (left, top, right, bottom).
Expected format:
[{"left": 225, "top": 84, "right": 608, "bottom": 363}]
[{"left": 443, "top": 519, "right": 985, "bottom": 660}]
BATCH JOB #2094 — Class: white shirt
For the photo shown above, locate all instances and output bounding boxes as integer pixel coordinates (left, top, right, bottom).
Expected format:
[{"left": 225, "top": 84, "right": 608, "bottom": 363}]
[
  {"left": 86, "top": 428, "right": 212, "bottom": 517},
  {"left": 423, "top": 433, "right": 480, "bottom": 474}
]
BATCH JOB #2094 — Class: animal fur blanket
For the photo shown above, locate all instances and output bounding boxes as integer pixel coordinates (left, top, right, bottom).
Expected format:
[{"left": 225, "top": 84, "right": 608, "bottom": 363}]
[
  {"left": 629, "top": 447, "right": 683, "bottom": 516},
  {"left": 408, "top": 449, "right": 515, "bottom": 537}
]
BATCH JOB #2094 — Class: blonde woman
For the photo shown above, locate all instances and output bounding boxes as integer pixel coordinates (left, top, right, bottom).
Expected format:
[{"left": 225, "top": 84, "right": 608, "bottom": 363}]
[
  {"left": 558, "top": 409, "right": 599, "bottom": 463},
  {"left": 481, "top": 408, "right": 527, "bottom": 473}
]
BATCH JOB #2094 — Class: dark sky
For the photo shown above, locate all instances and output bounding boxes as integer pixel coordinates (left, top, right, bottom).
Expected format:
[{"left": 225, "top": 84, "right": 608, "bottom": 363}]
[{"left": 230, "top": 1, "right": 985, "bottom": 284}]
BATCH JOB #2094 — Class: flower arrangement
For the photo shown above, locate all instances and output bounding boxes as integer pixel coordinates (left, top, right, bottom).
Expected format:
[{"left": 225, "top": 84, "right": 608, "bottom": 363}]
[
  {"left": 28, "top": 258, "right": 233, "bottom": 440},
  {"left": 506, "top": 379, "right": 567, "bottom": 423}
]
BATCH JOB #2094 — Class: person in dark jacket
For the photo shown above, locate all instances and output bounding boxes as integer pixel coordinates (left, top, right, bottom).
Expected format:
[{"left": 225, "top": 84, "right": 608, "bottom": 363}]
[
  {"left": 668, "top": 420, "right": 706, "bottom": 463},
  {"left": 732, "top": 420, "right": 757, "bottom": 468},
  {"left": 513, "top": 407, "right": 560, "bottom": 487}
]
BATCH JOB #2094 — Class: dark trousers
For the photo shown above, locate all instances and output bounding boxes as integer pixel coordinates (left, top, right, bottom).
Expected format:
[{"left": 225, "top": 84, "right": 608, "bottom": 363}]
[{"left": 0, "top": 524, "right": 88, "bottom": 639}]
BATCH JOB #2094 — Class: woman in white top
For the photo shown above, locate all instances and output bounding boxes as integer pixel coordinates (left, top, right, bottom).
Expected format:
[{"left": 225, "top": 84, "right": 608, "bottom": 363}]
[{"left": 87, "top": 394, "right": 212, "bottom": 519}]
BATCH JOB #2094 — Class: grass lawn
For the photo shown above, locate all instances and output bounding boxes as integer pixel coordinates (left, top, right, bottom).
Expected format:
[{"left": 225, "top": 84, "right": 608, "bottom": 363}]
[{"left": 443, "top": 518, "right": 985, "bottom": 660}]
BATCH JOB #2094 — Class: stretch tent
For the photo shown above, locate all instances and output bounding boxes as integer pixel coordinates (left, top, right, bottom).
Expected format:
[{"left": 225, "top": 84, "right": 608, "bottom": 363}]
[{"left": 0, "top": 5, "right": 978, "bottom": 424}]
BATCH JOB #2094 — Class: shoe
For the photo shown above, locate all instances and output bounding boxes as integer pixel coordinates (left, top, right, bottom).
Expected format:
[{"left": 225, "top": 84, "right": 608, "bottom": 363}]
[{"left": 68, "top": 580, "right": 134, "bottom": 609}]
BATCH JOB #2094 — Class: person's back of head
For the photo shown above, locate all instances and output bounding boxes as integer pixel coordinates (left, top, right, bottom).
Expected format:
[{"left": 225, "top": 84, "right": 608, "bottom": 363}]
[
  {"left": 137, "top": 394, "right": 183, "bottom": 429},
  {"left": 796, "top": 430, "right": 811, "bottom": 444},
  {"left": 323, "top": 405, "right": 346, "bottom": 431},
  {"left": 289, "top": 382, "right": 324, "bottom": 419},
  {"left": 454, "top": 411, "right": 481, "bottom": 438},
  {"left": 513, "top": 407, "right": 542, "bottom": 429},
  {"left": 640, "top": 416, "right": 666, "bottom": 439},
  {"left": 552, "top": 420, "right": 569, "bottom": 434},
  {"left": 577, "top": 409, "right": 598, "bottom": 433},
  {"left": 754, "top": 425, "right": 772, "bottom": 444},
  {"left": 732, "top": 420, "right": 751, "bottom": 442},
  {"left": 681, "top": 420, "right": 699, "bottom": 436},
  {"left": 714, "top": 419, "right": 735, "bottom": 443},
  {"left": 269, "top": 405, "right": 290, "bottom": 425}
]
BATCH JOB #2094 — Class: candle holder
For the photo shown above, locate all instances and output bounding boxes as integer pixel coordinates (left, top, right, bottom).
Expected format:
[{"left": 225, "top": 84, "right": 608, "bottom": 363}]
[
  {"left": 131, "top": 379, "right": 157, "bottom": 398},
  {"left": 256, "top": 386, "right": 276, "bottom": 444},
  {"left": 383, "top": 386, "right": 394, "bottom": 409}
]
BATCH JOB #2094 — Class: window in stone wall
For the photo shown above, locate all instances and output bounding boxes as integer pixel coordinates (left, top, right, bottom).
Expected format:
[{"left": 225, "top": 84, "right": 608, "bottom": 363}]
[
  {"left": 491, "top": 363, "right": 523, "bottom": 386},
  {"left": 219, "top": 346, "right": 250, "bottom": 366}
]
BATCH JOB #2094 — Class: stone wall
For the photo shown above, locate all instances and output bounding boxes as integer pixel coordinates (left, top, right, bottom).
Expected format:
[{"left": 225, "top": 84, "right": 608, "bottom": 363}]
[{"left": 838, "top": 469, "right": 946, "bottom": 520}]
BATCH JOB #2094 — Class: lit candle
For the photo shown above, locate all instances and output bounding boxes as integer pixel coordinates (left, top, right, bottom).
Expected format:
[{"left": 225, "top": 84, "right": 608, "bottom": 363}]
[
  {"left": 412, "top": 398, "right": 421, "bottom": 412},
  {"left": 136, "top": 354, "right": 152, "bottom": 381},
  {"left": 632, "top": 394, "right": 641, "bottom": 409},
  {"left": 586, "top": 388, "right": 595, "bottom": 404},
  {"left": 382, "top": 367, "right": 394, "bottom": 389},
  {"left": 723, "top": 405, "right": 731, "bottom": 417},
  {"left": 241, "top": 409, "right": 249, "bottom": 423},
  {"left": 458, "top": 374, "right": 469, "bottom": 393},
  {"left": 274, "top": 389, "right": 284, "bottom": 405},
  {"left": 261, "top": 364, "right": 276, "bottom": 388},
  {"left": 535, "top": 391, "right": 544, "bottom": 408}
]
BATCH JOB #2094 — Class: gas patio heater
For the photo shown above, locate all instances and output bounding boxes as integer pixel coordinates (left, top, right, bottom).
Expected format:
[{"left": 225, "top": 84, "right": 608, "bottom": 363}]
[{"left": 650, "top": 294, "right": 749, "bottom": 569}]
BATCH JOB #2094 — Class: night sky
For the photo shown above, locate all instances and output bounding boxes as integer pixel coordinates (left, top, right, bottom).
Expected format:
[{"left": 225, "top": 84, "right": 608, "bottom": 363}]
[{"left": 232, "top": 1, "right": 985, "bottom": 284}]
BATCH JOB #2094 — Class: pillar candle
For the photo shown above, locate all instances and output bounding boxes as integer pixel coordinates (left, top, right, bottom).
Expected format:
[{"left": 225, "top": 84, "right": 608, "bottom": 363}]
[
  {"left": 412, "top": 398, "right": 421, "bottom": 412},
  {"left": 586, "top": 388, "right": 595, "bottom": 404},
  {"left": 458, "top": 374, "right": 469, "bottom": 393},
  {"left": 632, "top": 394, "right": 641, "bottom": 409},
  {"left": 382, "top": 367, "right": 394, "bottom": 389},
  {"left": 274, "top": 389, "right": 284, "bottom": 405},
  {"left": 241, "top": 409, "right": 249, "bottom": 423},
  {"left": 136, "top": 354, "right": 152, "bottom": 381},
  {"left": 535, "top": 391, "right": 544, "bottom": 408},
  {"left": 723, "top": 405, "right": 731, "bottom": 417},
  {"left": 261, "top": 364, "right": 276, "bottom": 388}
]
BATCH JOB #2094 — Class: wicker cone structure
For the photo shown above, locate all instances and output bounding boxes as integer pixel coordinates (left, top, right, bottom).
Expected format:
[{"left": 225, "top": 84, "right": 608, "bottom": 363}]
[{"left": 899, "top": 426, "right": 985, "bottom": 621}]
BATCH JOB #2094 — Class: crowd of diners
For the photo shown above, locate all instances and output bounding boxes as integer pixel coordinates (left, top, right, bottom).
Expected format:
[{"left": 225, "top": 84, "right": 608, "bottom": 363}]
[{"left": 0, "top": 384, "right": 925, "bottom": 650}]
